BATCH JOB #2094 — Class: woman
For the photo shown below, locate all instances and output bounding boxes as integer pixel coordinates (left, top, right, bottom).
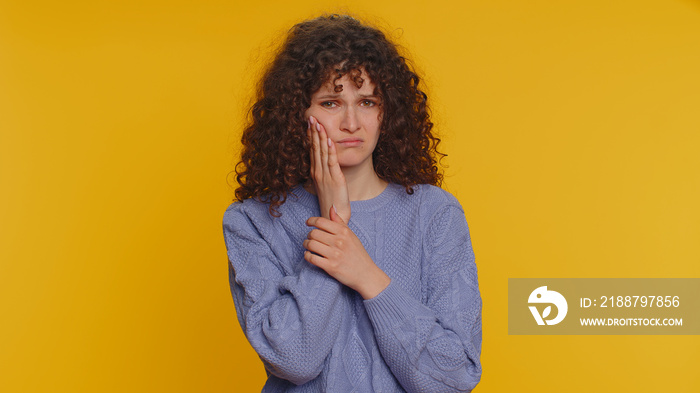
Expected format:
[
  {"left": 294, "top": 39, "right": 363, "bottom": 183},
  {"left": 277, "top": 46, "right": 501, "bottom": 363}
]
[{"left": 223, "top": 14, "right": 482, "bottom": 392}]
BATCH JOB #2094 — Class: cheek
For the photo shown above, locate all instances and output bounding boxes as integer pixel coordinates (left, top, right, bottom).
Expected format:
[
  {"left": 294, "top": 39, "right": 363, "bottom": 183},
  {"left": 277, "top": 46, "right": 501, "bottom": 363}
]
[
  {"left": 366, "top": 115, "right": 382, "bottom": 139},
  {"left": 304, "top": 107, "right": 324, "bottom": 121},
  {"left": 367, "top": 109, "right": 382, "bottom": 128},
  {"left": 304, "top": 105, "right": 327, "bottom": 121}
]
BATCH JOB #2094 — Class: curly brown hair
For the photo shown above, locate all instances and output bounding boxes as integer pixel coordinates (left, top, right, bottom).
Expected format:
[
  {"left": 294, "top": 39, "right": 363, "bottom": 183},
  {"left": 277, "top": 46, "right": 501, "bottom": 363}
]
[{"left": 234, "top": 14, "right": 445, "bottom": 216}]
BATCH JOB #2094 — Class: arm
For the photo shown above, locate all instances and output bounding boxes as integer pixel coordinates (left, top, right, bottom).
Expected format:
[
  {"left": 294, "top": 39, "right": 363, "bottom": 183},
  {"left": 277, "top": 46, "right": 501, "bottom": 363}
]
[
  {"left": 224, "top": 205, "right": 347, "bottom": 385},
  {"left": 363, "top": 204, "right": 482, "bottom": 392},
  {"left": 224, "top": 115, "right": 352, "bottom": 384}
]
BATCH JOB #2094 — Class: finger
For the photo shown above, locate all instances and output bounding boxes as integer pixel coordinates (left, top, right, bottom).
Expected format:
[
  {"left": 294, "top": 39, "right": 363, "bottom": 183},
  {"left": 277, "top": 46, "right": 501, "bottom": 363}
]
[
  {"left": 325, "top": 134, "right": 346, "bottom": 185},
  {"left": 310, "top": 116, "right": 322, "bottom": 176},
  {"left": 317, "top": 120, "right": 329, "bottom": 173},
  {"left": 307, "top": 228, "right": 335, "bottom": 246},
  {"left": 307, "top": 117, "right": 315, "bottom": 174},
  {"left": 306, "top": 216, "right": 345, "bottom": 234},
  {"left": 329, "top": 204, "right": 345, "bottom": 225},
  {"left": 304, "top": 250, "right": 328, "bottom": 270},
  {"left": 303, "top": 239, "right": 335, "bottom": 259},
  {"left": 327, "top": 135, "right": 340, "bottom": 169}
]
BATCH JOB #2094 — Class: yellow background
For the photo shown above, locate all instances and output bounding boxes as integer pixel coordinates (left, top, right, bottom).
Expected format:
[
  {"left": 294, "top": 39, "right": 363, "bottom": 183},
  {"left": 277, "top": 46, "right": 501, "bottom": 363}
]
[{"left": 2, "top": 0, "right": 699, "bottom": 392}]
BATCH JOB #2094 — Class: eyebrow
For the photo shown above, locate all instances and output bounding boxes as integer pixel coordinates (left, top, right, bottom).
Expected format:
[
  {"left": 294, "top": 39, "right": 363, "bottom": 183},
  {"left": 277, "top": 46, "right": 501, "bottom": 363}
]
[{"left": 314, "top": 94, "right": 379, "bottom": 100}]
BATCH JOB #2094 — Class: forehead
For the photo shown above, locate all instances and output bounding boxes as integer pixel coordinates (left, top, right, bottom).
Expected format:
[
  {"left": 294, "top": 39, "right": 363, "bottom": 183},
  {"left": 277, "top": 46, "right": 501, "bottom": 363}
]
[{"left": 317, "top": 71, "right": 377, "bottom": 95}]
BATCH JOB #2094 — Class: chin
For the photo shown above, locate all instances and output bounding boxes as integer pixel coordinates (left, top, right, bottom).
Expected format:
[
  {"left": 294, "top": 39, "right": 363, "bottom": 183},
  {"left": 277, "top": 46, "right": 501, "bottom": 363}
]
[
  {"left": 337, "top": 157, "right": 368, "bottom": 168},
  {"left": 336, "top": 149, "right": 374, "bottom": 169}
]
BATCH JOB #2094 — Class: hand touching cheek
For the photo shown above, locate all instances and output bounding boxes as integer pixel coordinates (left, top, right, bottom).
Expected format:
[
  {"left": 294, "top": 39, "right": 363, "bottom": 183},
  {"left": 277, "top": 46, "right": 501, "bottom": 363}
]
[{"left": 306, "top": 116, "right": 351, "bottom": 222}]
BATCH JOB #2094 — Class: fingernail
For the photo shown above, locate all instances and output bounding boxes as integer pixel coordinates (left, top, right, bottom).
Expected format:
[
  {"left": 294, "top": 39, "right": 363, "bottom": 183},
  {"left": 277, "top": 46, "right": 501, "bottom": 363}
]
[
  {"left": 316, "top": 123, "right": 321, "bottom": 132},
  {"left": 328, "top": 138, "right": 332, "bottom": 147},
  {"left": 332, "top": 204, "right": 338, "bottom": 215}
]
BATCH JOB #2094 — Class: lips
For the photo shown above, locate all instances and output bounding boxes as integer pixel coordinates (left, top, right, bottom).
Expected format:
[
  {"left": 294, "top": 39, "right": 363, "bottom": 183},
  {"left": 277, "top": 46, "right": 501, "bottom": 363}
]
[{"left": 336, "top": 138, "right": 364, "bottom": 147}]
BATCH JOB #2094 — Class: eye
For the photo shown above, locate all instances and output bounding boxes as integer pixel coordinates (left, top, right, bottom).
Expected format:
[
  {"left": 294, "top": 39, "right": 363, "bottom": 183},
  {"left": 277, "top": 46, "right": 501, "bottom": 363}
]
[
  {"left": 320, "top": 101, "right": 337, "bottom": 108},
  {"left": 360, "top": 99, "right": 376, "bottom": 107}
]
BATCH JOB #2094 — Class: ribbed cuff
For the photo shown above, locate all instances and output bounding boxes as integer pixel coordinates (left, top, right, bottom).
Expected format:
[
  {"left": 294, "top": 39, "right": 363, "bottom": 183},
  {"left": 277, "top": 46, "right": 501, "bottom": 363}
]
[{"left": 363, "top": 281, "right": 428, "bottom": 332}]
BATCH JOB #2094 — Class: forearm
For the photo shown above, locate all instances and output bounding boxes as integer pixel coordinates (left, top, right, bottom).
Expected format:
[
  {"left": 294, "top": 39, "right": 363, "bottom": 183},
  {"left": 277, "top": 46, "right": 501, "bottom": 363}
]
[
  {"left": 355, "top": 264, "right": 391, "bottom": 300},
  {"left": 364, "top": 281, "right": 482, "bottom": 392},
  {"left": 231, "top": 261, "right": 347, "bottom": 385}
]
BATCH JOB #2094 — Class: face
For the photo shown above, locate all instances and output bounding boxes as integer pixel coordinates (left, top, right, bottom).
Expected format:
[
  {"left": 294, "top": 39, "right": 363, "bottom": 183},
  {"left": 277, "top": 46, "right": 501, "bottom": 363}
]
[{"left": 304, "top": 71, "right": 382, "bottom": 171}]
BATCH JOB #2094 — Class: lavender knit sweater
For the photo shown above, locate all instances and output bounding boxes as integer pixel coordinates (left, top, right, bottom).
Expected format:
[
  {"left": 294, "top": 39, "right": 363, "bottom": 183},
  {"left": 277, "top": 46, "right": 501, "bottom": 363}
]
[{"left": 223, "top": 183, "right": 482, "bottom": 392}]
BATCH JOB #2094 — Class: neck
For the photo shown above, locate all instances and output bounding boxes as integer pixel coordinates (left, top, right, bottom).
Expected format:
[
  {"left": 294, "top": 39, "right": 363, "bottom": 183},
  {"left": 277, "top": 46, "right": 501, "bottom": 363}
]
[
  {"left": 341, "top": 163, "right": 388, "bottom": 201},
  {"left": 304, "top": 160, "right": 388, "bottom": 202}
]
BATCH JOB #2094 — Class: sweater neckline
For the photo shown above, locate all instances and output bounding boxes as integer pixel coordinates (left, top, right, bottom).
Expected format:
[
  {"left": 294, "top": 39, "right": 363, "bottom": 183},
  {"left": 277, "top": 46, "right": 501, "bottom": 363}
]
[{"left": 290, "top": 182, "right": 401, "bottom": 213}]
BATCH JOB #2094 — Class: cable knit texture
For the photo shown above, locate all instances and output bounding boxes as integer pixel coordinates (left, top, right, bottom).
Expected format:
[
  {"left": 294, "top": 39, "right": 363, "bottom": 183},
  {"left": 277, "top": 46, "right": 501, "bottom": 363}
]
[{"left": 223, "top": 183, "right": 482, "bottom": 392}]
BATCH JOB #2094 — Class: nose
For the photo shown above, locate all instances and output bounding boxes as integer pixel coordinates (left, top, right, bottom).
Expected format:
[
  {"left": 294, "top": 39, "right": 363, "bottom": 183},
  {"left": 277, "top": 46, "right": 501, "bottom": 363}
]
[{"left": 339, "top": 106, "right": 361, "bottom": 133}]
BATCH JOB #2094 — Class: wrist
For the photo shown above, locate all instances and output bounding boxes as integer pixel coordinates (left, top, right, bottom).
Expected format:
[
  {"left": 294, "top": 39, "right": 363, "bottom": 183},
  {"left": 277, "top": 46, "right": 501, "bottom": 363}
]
[{"left": 357, "top": 268, "right": 391, "bottom": 300}]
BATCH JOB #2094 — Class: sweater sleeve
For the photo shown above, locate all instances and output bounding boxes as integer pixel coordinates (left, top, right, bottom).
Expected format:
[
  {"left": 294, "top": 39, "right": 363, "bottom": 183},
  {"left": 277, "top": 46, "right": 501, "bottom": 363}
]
[
  {"left": 363, "top": 203, "right": 482, "bottom": 392},
  {"left": 223, "top": 203, "right": 347, "bottom": 385}
]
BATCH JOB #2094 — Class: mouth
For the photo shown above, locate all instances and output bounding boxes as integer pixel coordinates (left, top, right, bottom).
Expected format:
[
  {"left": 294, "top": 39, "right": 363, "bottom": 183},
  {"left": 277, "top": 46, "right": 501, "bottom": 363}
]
[{"left": 336, "top": 138, "right": 364, "bottom": 147}]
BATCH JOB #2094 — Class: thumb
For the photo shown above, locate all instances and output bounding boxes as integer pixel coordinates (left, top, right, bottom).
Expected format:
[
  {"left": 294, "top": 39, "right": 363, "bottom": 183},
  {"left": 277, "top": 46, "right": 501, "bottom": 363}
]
[{"left": 330, "top": 204, "right": 345, "bottom": 224}]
